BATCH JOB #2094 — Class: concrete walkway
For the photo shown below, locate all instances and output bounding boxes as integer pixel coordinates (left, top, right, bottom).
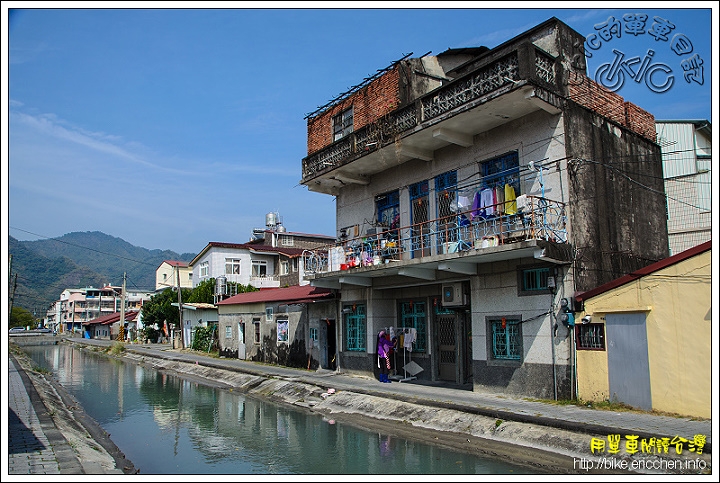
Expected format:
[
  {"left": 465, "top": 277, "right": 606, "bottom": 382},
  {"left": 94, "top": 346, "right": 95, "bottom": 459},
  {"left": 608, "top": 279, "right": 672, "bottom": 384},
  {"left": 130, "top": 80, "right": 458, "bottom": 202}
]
[{"left": 7, "top": 356, "right": 84, "bottom": 475}]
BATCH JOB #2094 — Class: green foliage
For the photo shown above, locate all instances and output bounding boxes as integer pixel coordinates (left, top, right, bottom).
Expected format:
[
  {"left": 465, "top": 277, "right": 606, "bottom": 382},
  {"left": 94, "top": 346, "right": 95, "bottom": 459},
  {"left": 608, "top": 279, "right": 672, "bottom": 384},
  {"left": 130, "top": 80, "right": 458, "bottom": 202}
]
[
  {"left": 10, "top": 306, "right": 37, "bottom": 329},
  {"left": 9, "top": 232, "right": 195, "bottom": 310},
  {"left": 141, "top": 288, "right": 184, "bottom": 329},
  {"left": 185, "top": 278, "right": 216, "bottom": 304},
  {"left": 108, "top": 342, "right": 126, "bottom": 355},
  {"left": 140, "top": 326, "right": 161, "bottom": 343},
  {"left": 191, "top": 325, "right": 216, "bottom": 351}
]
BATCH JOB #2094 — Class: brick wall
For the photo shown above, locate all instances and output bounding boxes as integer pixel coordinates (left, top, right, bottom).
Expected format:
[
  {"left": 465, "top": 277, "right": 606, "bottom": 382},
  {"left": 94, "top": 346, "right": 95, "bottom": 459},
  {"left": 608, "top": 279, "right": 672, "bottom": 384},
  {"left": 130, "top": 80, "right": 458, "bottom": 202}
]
[
  {"left": 306, "top": 68, "right": 402, "bottom": 155},
  {"left": 568, "top": 76, "right": 656, "bottom": 142}
]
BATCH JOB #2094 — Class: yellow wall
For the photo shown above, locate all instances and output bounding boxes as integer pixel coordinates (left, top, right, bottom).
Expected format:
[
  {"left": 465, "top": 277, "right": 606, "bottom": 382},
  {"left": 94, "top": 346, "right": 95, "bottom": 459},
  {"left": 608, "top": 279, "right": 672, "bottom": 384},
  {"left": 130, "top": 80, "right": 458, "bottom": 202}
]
[{"left": 577, "top": 249, "right": 711, "bottom": 418}]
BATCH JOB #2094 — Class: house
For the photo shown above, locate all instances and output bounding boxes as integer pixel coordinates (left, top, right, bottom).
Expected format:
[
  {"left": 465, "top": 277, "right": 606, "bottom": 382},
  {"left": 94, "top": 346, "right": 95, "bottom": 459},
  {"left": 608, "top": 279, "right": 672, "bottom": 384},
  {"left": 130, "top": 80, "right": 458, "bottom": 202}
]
[
  {"left": 298, "top": 17, "right": 668, "bottom": 399},
  {"left": 83, "top": 310, "right": 140, "bottom": 341},
  {"left": 655, "top": 120, "right": 712, "bottom": 255},
  {"left": 156, "top": 260, "right": 193, "bottom": 292},
  {"left": 171, "top": 302, "right": 218, "bottom": 349},
  {"left": 573, "top": 241, "right": 711, "bottom": 419},
  {"left": 216, "top": 285, "right": 337, "bottom": 369},
  {"left": 189, "top": 213, "right": 335, "bottom": 294}
]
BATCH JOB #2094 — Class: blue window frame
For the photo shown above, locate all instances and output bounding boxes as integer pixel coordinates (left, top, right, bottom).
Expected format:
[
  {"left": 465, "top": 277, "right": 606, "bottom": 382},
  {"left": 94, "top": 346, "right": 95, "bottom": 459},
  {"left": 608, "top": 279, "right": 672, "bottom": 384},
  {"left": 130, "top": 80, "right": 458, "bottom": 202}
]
[
  {"left": 344, "top": 304, "right": 366, "bottom": 351},
  {"left": 480, "top": 151, "right": 520, "bottom": 193},
  {"left": 519, "top": 267, "right": 550, "bottom": 295},
  {"left": 400, "top": 300, "right": 426, "bottom": 352},
  {"left": 491, "top": 318, "right": 522, "bottom": 360}
]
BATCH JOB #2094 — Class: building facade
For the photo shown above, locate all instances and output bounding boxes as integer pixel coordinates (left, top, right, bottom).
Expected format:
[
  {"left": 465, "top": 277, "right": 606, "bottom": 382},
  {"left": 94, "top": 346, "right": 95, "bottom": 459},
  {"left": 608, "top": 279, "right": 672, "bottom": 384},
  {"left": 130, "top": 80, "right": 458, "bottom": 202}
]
[
  {"left": 299, "top": 18, "right": 668, "bottom": 399},
  {"left": 655, "top": 120, "right": 712, "bottom": 255},
  {"left": 574, "top": 241, "right": 711, "bottom": 419},
  {"left": 155, "top": 260, "right": 193, "bottom": 292}
]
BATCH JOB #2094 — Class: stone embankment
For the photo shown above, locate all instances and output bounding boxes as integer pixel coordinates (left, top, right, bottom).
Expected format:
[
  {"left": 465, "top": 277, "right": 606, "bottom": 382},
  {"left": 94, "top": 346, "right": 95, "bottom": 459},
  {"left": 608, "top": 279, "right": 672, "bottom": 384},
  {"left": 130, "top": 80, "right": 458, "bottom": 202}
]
[{"left": 107, "top": 345, "right": 709, "bottom": 475}]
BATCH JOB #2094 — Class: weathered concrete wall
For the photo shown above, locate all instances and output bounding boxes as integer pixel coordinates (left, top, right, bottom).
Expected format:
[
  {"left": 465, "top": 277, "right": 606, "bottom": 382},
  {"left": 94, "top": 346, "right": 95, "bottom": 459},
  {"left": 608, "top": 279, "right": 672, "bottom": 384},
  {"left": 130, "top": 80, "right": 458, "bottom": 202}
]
[{"left": 564, "top": 104, "right": 668, "bottom": 292}]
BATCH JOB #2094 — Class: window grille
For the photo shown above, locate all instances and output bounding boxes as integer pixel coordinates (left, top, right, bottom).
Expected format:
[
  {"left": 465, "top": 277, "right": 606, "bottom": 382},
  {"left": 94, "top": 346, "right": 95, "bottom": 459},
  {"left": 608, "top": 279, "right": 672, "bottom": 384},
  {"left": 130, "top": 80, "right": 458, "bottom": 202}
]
[
  {"left": 480, "top": 151, "right": 520, "bottom": 193},
  {"left": 333, "top": 107, "right": 354, "bottom": 141},
  {"left": 344, "top": 304, "right": 366, "bottom": 351},
  {"left": 400, "top": 301, "right": 426, "bottom": 352},
  {"left": 576, "top": 323, "right": 606, "bottom": 350},
  {"left": 491, "top": 318, "right": 522, "bottom": 360},
  {"left": 521, "top": 267, "right": 550, "bottom": 292},
  {"left": 410, "top": 180, "right": 430, "bottom": 258},
  {"left": 253, "top": 318, "right": 261, "bottom": 344}
]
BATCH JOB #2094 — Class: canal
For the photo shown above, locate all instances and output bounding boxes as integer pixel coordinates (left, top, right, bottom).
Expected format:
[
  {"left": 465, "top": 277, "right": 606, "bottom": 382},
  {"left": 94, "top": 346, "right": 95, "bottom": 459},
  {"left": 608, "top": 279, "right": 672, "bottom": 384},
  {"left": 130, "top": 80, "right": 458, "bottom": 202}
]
[{"left": 25, "top": 344, "right": 533, "bottom": 475}]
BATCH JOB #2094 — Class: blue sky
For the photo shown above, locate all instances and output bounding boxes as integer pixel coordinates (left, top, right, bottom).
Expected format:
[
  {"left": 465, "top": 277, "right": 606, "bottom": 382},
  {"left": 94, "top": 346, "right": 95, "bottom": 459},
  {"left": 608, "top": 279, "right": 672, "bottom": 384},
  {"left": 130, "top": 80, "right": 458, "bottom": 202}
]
[{"left": 4, "top": 4, "right": 717, "bottom": 255}]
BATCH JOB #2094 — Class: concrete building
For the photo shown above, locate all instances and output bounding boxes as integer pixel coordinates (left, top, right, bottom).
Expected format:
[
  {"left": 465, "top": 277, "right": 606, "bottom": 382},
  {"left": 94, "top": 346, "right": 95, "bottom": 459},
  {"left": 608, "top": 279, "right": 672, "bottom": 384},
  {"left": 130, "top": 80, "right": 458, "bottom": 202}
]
[
  {"left": 298, "top": 17, "right": 668, "bottom": 399},
  {"left": 216, "top": 285, "right": 337, "bottom": 369},
  {"left": 655, "top": 120, "right": 712, "bottom": 255},
  {"left": 574, "top": 241, "right": 711, "bottom": 419},
  {"left": 155, "top": 260, "right": 193, "bottom": 292},
  {"left": 189, "top": 213, "right": 335, "bottom": 294}
]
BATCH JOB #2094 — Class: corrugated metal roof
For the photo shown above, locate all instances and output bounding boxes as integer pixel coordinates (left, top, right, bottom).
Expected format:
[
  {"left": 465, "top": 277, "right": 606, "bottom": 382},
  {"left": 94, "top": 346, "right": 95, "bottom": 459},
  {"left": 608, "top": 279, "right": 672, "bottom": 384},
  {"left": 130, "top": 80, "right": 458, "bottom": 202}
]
[
  {"left": 84, "top": 310, "right": 140, "bottom": 326},
  {"left": 217, "top": 285, "right": 336, "bottom": 305}
]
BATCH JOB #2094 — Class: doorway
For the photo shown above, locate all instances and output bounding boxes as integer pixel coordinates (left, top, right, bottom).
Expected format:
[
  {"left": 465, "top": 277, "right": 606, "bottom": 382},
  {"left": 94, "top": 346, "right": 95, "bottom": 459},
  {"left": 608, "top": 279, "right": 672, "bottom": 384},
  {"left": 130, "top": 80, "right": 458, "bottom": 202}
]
[{"left": 325, "top": 318, "right": 336, "bottom": 370}]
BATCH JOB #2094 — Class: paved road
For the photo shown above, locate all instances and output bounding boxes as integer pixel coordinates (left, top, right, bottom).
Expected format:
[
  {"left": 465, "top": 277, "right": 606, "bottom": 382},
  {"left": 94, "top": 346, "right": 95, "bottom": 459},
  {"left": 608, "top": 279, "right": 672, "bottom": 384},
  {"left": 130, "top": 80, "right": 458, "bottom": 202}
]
[{"left": 7, "top": 336, "right": 712, "bottom": 475}]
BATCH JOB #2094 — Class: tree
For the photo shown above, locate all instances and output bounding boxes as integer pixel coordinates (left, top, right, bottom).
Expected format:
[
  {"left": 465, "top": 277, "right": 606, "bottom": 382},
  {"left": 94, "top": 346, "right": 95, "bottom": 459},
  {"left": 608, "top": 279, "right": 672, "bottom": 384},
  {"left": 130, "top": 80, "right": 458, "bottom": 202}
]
[
  {"left": 140, "top": 288, "right": 185, "bottom": 329},
  {"left": 185, "top": 278, "right": 216, "bottom": 304},
  {"left": 10, "top": 306, "right": 37, "bottom": 329}
]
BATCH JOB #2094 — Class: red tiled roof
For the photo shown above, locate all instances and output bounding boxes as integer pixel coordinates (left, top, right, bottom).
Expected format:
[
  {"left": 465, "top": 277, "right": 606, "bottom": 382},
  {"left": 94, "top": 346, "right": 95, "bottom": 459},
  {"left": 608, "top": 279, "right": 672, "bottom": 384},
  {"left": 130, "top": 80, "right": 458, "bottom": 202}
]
[
  {"left": 217, "top": 285, "right": 336, "bottom": 305},
  {"left": 575, "top": 241, "right": 711, "bottom": 302},
  {"left": 84, "top": 310, "right": 140, "bottom": 326}
]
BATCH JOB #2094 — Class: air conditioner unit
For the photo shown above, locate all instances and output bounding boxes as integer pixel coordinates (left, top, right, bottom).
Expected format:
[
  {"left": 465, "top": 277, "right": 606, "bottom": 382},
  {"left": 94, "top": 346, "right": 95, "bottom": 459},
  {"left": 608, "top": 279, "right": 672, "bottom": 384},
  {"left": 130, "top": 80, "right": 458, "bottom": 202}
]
[{"left": 441, "top": 282, "right": 466, "bottom": 307}]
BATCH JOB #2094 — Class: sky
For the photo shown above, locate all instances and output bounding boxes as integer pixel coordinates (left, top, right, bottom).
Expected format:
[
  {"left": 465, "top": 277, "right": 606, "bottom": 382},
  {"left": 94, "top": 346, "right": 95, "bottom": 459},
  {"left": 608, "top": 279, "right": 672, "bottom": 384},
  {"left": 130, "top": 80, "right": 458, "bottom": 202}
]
[{"left": 3, "top": 3, "right": 717, "bottom": 257}]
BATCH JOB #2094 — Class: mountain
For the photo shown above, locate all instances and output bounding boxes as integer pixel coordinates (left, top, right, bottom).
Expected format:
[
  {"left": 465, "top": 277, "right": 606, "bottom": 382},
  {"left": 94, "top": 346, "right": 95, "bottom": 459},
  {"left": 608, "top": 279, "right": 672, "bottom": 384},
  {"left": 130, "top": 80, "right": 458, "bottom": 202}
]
[{"left": 8, "top": 232, "right": 196, "bottom": 315}]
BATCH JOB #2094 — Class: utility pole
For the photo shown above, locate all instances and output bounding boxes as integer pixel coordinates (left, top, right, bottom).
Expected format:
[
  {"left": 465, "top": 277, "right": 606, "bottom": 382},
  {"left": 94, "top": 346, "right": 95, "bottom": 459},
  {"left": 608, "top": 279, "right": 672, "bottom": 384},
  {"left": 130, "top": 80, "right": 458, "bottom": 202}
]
[
  {"left": 176, "top": 264, "right": 184, "bottom": 348},
  {"left": 120, "top": 273, "right": 127, "bottom": 341}
]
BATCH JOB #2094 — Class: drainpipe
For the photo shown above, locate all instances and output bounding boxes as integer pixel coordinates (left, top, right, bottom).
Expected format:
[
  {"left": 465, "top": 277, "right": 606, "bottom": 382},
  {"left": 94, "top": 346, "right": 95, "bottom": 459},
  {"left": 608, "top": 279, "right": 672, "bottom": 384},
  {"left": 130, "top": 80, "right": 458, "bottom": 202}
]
[{"left": 548, "top": 276, "right": 558, "bottom": 401}]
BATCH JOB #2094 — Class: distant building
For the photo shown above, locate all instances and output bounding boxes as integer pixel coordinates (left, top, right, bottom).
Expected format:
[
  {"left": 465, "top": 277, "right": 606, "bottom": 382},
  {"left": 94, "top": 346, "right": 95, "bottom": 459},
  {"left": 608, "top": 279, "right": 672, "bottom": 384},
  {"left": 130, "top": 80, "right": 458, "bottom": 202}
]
[
  {"left": 189, "top": 213, "right": 335, "bottom": 296},
  {"left": 655, "top": 120, "right": 712, "bottom": 255},
  {"left": 155, "top": 260, "right": 193, "bottom": 292},
  {"left": 47, "top": 285, "right": 153, "bottom": 334}
]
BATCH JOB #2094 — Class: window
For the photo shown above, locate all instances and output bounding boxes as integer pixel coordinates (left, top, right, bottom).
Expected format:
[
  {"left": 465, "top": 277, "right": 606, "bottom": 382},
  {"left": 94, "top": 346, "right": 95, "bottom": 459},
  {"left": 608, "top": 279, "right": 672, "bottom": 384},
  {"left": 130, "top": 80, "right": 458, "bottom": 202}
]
[
  {"left": 252, "top": 260, "right": 268, "bottom": 277},
  {"left": 576, "top": 324, "right": 605, "bottom": 350},
  {"left": 376, "top": 190, "right": 400, "bottom": 232},
  {"left": 480, "top": 151, "right": 520, "bottom": 193},
  {"left": 265, "top": 307, "right": 273, "bottom": 321},
  {"left": 280, "top": 260, "right": 289, "bottom": 276},
  {"left": 309, "top": 327, "right": 318, "bottom": 342},
  {"left": 163, "top": 273, "right": 167, "bottom": 281},
  {"left": 344, "top": 304, "right": 366, "bottom": 351},
  {"left": 490, "top": 317, "right": 522, "bottom": 360},
  {"left": 333, "top": 106, "right": 354, "bottom": 141},
  {"left": 253, "top": 318, "right": 261, "bottom": 344},
  {"left": 435, "top": 171, "right": 458, "bottom": 249},
  {"left": 280, "top": 235, "right": 294, "bottom": 246},
  {"left": 199, "top": 262, "right": 209, "bottom": 278},
  {"left": 225, "top": 258, "right": 241, "bottom": 275},
  {"left": 400, "top": 300, "right": 426, "bottom": 352},
  {"left": 225, "top": 325, "right": 232, "bottom": 339},
  {"left": 518, "top": 266, "right": 551, "bottom": 295}
]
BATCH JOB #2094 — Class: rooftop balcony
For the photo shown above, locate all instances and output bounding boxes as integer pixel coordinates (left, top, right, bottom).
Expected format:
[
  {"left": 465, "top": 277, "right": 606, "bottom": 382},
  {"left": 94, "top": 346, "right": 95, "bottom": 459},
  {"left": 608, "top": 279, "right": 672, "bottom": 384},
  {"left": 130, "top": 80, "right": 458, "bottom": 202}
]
[
  {"left": 302, "top": 195, "right": 570, "bottom": 289},
  {"left": 302, "top": 43, "right": 564, "bottom": 195}
]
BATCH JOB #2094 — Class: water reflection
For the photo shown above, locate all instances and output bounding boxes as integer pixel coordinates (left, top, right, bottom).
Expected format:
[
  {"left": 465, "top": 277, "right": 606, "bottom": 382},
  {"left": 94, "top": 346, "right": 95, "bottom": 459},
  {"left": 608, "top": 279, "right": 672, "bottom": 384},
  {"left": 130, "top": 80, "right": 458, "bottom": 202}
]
[{"left": 25, "top": 345, "right": 530, "bottom": 475}]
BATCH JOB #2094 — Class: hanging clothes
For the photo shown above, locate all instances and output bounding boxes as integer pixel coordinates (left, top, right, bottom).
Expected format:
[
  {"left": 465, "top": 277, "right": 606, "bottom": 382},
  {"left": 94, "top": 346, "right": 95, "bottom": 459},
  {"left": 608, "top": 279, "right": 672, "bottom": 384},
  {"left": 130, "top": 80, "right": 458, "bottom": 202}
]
[
  {"left": 505, "top": 184, "right": 517, "bottom": 215},
  {"left": 403, "top": 328, "right": 417, "bottom": 351},
  {"left": 494, "top": 184, "right": 505, "bottom": 215}
]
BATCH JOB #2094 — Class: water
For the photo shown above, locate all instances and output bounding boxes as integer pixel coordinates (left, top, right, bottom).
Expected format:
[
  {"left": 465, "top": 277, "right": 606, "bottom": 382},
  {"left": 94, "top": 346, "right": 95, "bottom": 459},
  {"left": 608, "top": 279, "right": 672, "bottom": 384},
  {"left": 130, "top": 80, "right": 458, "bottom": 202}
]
[{"left": 24, "top": 345, "right": 532, "bottom": 475}]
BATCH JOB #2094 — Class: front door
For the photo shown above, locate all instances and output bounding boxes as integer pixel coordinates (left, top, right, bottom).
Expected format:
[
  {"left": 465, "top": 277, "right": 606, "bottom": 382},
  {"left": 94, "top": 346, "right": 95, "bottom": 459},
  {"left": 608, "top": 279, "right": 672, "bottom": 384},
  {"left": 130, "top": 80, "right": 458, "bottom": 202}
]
[
  {"left": 605, "top": 312, "right": 652, "bottom": 410},
  {"left": 237, "top": 321, "right": 246, "bottom": 359},
  {"left": 437, "top": 310, "right": 458, "bottom": 382}
]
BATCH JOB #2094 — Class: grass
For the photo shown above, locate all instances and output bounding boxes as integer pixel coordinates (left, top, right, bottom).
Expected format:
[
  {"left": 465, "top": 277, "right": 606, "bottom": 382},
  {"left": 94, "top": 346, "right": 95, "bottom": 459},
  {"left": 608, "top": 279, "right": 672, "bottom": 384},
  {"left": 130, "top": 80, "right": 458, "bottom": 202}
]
[
  {"left": 524, "top": 397, "right": 706, "bottom": 420},
  {"left": 107, "top": 342, "right": 126, "bottom": 356}
]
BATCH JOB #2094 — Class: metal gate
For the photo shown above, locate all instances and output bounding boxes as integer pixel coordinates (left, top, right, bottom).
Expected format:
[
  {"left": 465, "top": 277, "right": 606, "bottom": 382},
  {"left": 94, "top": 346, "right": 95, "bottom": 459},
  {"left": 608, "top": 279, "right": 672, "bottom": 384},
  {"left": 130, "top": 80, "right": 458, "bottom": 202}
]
[{"left": 437, "top": 311, "right": 457, "bottom": 381}]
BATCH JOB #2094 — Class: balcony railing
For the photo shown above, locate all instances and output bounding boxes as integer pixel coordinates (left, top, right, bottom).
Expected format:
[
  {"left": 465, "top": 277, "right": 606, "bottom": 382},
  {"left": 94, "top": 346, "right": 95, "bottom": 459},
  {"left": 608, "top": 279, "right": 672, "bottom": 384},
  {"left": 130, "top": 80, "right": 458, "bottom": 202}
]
[
  {"left": 302, "top": 195, "right": 566, "bottom": 276},
  {"left": 302, "top": 46, "right": 557, "bottom": 181}
]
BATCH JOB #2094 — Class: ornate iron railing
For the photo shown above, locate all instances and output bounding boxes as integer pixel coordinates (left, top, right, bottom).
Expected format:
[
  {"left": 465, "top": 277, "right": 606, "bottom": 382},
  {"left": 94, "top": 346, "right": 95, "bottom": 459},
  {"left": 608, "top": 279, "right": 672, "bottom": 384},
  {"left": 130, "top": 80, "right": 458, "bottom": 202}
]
[
  {"left": 302, "top": 195, "right": 567, "bottom": 276},
  {"left": 302, "top": 46, "right": 557, "bottom": 181}
]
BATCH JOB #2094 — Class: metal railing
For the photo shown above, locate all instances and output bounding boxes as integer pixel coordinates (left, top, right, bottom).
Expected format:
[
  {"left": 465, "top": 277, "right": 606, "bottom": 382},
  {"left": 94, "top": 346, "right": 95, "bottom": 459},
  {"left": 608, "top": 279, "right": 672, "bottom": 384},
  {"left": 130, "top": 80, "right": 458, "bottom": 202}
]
[{"left": 302, "top": 195, "right": 566, "bottom": 276}]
